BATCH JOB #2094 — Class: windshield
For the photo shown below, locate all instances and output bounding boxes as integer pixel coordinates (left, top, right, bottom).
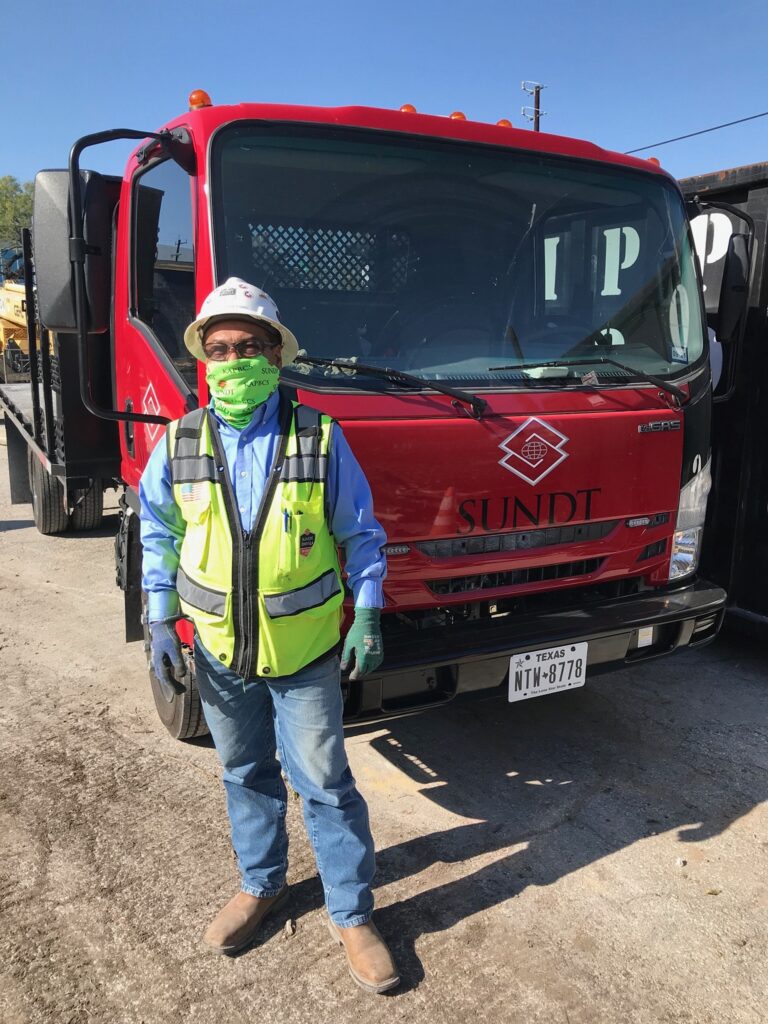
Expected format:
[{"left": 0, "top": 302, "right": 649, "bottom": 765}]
[{"left": 211, "top": 124, "right": 705, "bottom": 388}]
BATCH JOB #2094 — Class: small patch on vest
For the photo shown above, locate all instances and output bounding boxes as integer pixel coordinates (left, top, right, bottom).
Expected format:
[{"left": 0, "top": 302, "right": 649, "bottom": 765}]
[
  {"left": 180, "top": 482, "right": 207, "bottom": 503},
  {"left": 299, "top": 530, "right": 316, "bottom": 556}
]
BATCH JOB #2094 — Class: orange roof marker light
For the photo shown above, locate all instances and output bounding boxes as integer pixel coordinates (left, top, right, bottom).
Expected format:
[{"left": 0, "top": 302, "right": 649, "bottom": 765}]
[
  {"left": 189, "top": 89, "right": 213, "bottom": 111},
  {"left": 647, "top": 156, "right": 661, "bottom": 167},
  {"left": 497, "top": 118, "right": 513, "bottom": 128},
  {"left": 449, "top": 111, "right": 467, "bottom": 120},
  {"left": 400, "top": 103, "right": 417, "bottom": 113}
]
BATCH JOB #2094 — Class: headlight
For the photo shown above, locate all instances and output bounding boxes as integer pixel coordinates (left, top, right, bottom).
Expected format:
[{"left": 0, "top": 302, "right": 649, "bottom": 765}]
[
  {"left": 669, "top": 459, "right": 712, "bottom": 580},
  {"left": 669, "top": 527, "right": 703, "bottom": 579}
]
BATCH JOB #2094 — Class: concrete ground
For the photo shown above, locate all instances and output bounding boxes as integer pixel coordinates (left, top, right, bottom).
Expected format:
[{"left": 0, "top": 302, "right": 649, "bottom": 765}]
[{"left": 0, "top": 426, "right": 766, "bottom": 1024}]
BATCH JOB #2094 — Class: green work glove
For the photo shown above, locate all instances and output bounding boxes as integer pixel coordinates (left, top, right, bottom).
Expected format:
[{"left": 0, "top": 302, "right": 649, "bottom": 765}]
[{"left": 341, "top": 608, "right": 384, "bottom": 680}]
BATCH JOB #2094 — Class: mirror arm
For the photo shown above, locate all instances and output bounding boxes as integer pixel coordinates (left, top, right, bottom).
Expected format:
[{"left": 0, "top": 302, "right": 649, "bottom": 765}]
[{"left": 692, "top": 196, "right": 756, "bottom": 237}]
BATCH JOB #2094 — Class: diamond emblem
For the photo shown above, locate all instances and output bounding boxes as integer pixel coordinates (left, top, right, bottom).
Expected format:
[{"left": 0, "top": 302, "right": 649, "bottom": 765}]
[
  {"left": 142, "top": 382, "right": 162, "bottom": 443},
  {"left": 498, "top": 417, "right": 569, "bottom": 485}
]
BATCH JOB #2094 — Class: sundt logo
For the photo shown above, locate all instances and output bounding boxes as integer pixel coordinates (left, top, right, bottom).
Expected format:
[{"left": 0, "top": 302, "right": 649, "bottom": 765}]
[{"left": 498, "top": 418, "right": 569, "bottom": 486}]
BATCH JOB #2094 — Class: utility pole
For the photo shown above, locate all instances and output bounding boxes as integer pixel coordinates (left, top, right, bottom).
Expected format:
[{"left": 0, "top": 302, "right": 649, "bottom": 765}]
[{"left": 521, "top": 81, "right": 546, "bottom": 132}]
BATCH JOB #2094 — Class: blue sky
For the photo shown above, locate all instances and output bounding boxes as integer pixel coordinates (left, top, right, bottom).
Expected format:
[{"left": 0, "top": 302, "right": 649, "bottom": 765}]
[{"left": 5, "top": 0, "right": 767, "bottom": 185}]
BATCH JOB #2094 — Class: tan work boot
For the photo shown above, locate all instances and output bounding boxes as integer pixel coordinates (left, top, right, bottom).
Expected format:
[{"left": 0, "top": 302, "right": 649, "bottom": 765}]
[
  {"left": 327, "top": 915, "right": 400, "bottom": 993},
  {"left": 203, "top": 887, "right": 288, "bottom": 954}
]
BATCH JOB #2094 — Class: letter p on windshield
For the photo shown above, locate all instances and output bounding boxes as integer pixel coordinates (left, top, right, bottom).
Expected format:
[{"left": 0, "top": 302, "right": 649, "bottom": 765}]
[{"left": 601, "top": 226, "right": 640, "bottom": 297}]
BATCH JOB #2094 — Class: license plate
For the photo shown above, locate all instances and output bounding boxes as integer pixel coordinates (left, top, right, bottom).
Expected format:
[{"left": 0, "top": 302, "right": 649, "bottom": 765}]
[{"left": 508, "top": 642, "right": 588, "bottom": 702}]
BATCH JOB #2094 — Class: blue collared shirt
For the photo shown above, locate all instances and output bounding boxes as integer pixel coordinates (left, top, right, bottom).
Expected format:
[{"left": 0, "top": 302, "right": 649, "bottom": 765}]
[{"left": 139, "top": 390, "right": 387, "bottom": 622}]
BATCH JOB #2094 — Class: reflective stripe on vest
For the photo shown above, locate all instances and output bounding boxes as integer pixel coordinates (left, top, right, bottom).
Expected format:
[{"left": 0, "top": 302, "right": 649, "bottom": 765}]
[
  {"left": 280, "top": 405, "right": 329, "bottom": 484},
  {"left": 167, "top": 399, "right": 343, "bottom": 678},
  {"left": 171, "top": 455, "right": 217, "bottom": 483},
  {"left": 263, "top": 567, "right": 341, "bottom": 619},
  {"left": 176, "top": 565, "right": 227, "bottom": 617},
  {"left": 281, "top": 453, "right": 329, "bottom": 483}
]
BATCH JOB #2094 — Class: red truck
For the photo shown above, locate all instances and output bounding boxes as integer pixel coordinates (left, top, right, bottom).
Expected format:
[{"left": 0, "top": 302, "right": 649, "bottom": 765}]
[{"left": 1, "top": 94, "right": 745, "bottom": 739}]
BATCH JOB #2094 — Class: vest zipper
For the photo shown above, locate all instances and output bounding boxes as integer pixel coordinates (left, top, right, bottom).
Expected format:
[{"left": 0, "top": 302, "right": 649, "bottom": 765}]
[
  {"left": 238, "top": 529, "right": 254, "bottom": 680},
  {"left": 247, "top": 397, "right": 293, "bottom": 676},
  {"left": 207, "top": 414, "right": 249, "bottom": 677},
  {"left": 206, "top": 399, "right": 293, "bottom": 680}
]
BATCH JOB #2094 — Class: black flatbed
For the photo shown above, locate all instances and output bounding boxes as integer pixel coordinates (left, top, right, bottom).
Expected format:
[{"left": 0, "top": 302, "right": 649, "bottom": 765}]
[{"left": 0, "top": 381, "right": 41, "bottom": 433}]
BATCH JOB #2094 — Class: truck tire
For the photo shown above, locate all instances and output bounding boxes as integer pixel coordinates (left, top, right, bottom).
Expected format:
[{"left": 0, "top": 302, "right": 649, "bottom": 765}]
[
  {"left": 70, "top": 480, "right": 104, "bottom": 531},
  {"left": 149, "top": 644, "right": 210, "bottom": 741},
  {"left": 28, "top": 450, "right": 69, "bottom": 535}
]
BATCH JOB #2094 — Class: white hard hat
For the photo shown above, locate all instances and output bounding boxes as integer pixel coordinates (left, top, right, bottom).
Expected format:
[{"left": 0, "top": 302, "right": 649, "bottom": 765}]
[{"left": 183, "top": 278, "right": 299, "bottom": 364}]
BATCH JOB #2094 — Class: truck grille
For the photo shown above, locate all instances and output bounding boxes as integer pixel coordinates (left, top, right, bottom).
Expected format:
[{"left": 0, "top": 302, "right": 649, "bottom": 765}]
[
  {"left": 415, "top": 520, "right": 619, "bottom": 559},
  {"left": 638, "top": 539, "right": 668, "bottom": 561},
  {"left": 427, "top": 558, "right": 604, "bottom": 596}
]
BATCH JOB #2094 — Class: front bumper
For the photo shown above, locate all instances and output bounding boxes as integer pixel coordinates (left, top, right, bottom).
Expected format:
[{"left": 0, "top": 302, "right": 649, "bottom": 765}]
[{"left": 342, "top": 576, "right": 726, "bottom": 723}]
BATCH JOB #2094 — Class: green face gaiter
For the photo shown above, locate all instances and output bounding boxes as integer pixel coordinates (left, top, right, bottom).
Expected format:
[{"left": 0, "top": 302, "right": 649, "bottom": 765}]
[{"left": 206, "top": 357, "right": 280, "bottom": 429}]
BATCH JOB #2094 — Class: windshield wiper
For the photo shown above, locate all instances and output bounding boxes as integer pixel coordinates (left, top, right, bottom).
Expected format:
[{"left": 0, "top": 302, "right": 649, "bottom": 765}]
[
  {"left": 488, "top": 356, "right": 686, "bottom": 405},
  {"left": 293, "top": 356, "right": 488, "bottom": 419}
]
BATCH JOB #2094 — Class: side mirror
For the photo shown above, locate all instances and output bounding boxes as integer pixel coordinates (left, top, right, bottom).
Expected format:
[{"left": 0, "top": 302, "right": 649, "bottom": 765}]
[
  {"left": 33, "top": 169, "right": 120, "bottom": 334},
  {"left": 716, "top": 232, "right": 750, "bottom": 343}
]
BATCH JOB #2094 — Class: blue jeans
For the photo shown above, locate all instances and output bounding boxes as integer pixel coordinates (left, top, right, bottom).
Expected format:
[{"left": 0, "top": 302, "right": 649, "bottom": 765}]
[{"left": 194, "top": 640, "right": 375, "bottom": 926}]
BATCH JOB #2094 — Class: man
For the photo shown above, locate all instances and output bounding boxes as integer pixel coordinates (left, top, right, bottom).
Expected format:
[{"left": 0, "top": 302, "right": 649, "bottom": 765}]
[{"left": 139, "top": 278, "right": 399, "bottom": 994}]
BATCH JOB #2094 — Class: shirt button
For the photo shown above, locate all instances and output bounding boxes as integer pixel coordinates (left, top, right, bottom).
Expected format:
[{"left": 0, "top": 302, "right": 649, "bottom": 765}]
[
  {"left": 240, "top": 471, "right": 246, "bottom": 478},
  {"left": 239, "top": 505, "right": 245, "bottom": 513}
]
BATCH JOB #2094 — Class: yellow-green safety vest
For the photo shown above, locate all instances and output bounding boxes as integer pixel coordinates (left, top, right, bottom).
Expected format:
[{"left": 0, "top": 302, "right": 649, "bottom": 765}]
[{"left": 167, "top": 396, "right": 344, "bottom": 679}]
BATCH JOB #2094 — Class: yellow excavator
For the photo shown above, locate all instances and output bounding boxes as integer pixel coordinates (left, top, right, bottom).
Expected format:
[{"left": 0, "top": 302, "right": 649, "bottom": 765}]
[{"left": 0, "top": 247, "right": 29, "bottom": 381}]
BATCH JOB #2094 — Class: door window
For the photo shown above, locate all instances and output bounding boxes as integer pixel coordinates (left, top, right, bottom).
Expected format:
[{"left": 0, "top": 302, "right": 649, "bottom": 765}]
[{"left": 133, "top": 159, "right": 197, "bottom": 391}]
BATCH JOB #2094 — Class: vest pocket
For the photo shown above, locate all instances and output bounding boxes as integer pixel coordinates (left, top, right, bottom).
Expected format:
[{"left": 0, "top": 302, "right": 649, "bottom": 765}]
[
  {"left": 178, "top": 484, "right": 212, "bottom": 525},
  {"left": 276, "top": 498, "right": 325, "bottom": 581},
  {"left": 179, "top": 490, "right": 213, "bottom": 571}
]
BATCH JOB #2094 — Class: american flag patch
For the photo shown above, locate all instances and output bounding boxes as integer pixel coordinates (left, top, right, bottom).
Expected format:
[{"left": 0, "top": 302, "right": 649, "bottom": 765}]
[{"left": 180, "top": 483, "right": 207, "bottom": 503}]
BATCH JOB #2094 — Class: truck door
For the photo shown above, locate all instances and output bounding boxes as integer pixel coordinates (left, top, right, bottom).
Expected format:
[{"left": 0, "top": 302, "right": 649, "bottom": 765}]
[
  {"left": 690, "top": 188, "right": 768, "bottom": 619},
  {"left": 115, "top": 156, "right": 199, "bottom": 489}
]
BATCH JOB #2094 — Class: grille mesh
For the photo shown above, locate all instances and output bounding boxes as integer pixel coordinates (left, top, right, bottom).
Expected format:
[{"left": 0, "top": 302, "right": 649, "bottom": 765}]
[
  {"left": 251, "top": 223, "right": 410, "bottom": 293},
  {"left": 416, "top": 520, "right": 618, "bottom": 559},
  {"left": 638, "top": 539, "right": 667, "bottom": 561},
  {"left": 427, "top": 558, "right": 604, "bottom": 596}
]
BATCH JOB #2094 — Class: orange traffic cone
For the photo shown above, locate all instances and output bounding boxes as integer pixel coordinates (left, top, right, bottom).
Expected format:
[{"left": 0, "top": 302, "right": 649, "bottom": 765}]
[{"left": 431, "top": 485, "right": 455, "bottom": 536}]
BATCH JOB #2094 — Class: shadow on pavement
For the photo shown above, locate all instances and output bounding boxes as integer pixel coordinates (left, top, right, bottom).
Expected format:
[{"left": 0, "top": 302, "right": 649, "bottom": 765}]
[
  {"left": 333, "top": 632, "right": 768, "bottom": 987},
  {"left": 180, "top": 631, "right": 768, "bottom": 992},
  {"left": 0, "top": 518, "right": 34, "bottom": 532},
  {"left": 63, "top": 512, "right": 121, "bottom": 539}
]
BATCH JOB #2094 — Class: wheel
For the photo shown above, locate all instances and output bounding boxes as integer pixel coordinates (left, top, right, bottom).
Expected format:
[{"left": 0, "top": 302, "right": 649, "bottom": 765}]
[
  {"left": 8, "top": 346, "right": 28, "bottom": 376},
  {"left": 70, "top": 480, "right": 104, "bottom": 531},
  {"left": 143, "top": 617, "right": 209, "bottom": 740},
  {"left": 28, "top": 449, "right": 69, "bottom": 535},
  {"left": 149, "top": 646, "right": 209, "bottom": 740}
]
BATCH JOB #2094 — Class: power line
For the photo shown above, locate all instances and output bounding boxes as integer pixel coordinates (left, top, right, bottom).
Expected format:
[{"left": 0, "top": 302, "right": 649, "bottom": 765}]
[{"left": 625, "top": 110, "right": 768, "bottom": 154}]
